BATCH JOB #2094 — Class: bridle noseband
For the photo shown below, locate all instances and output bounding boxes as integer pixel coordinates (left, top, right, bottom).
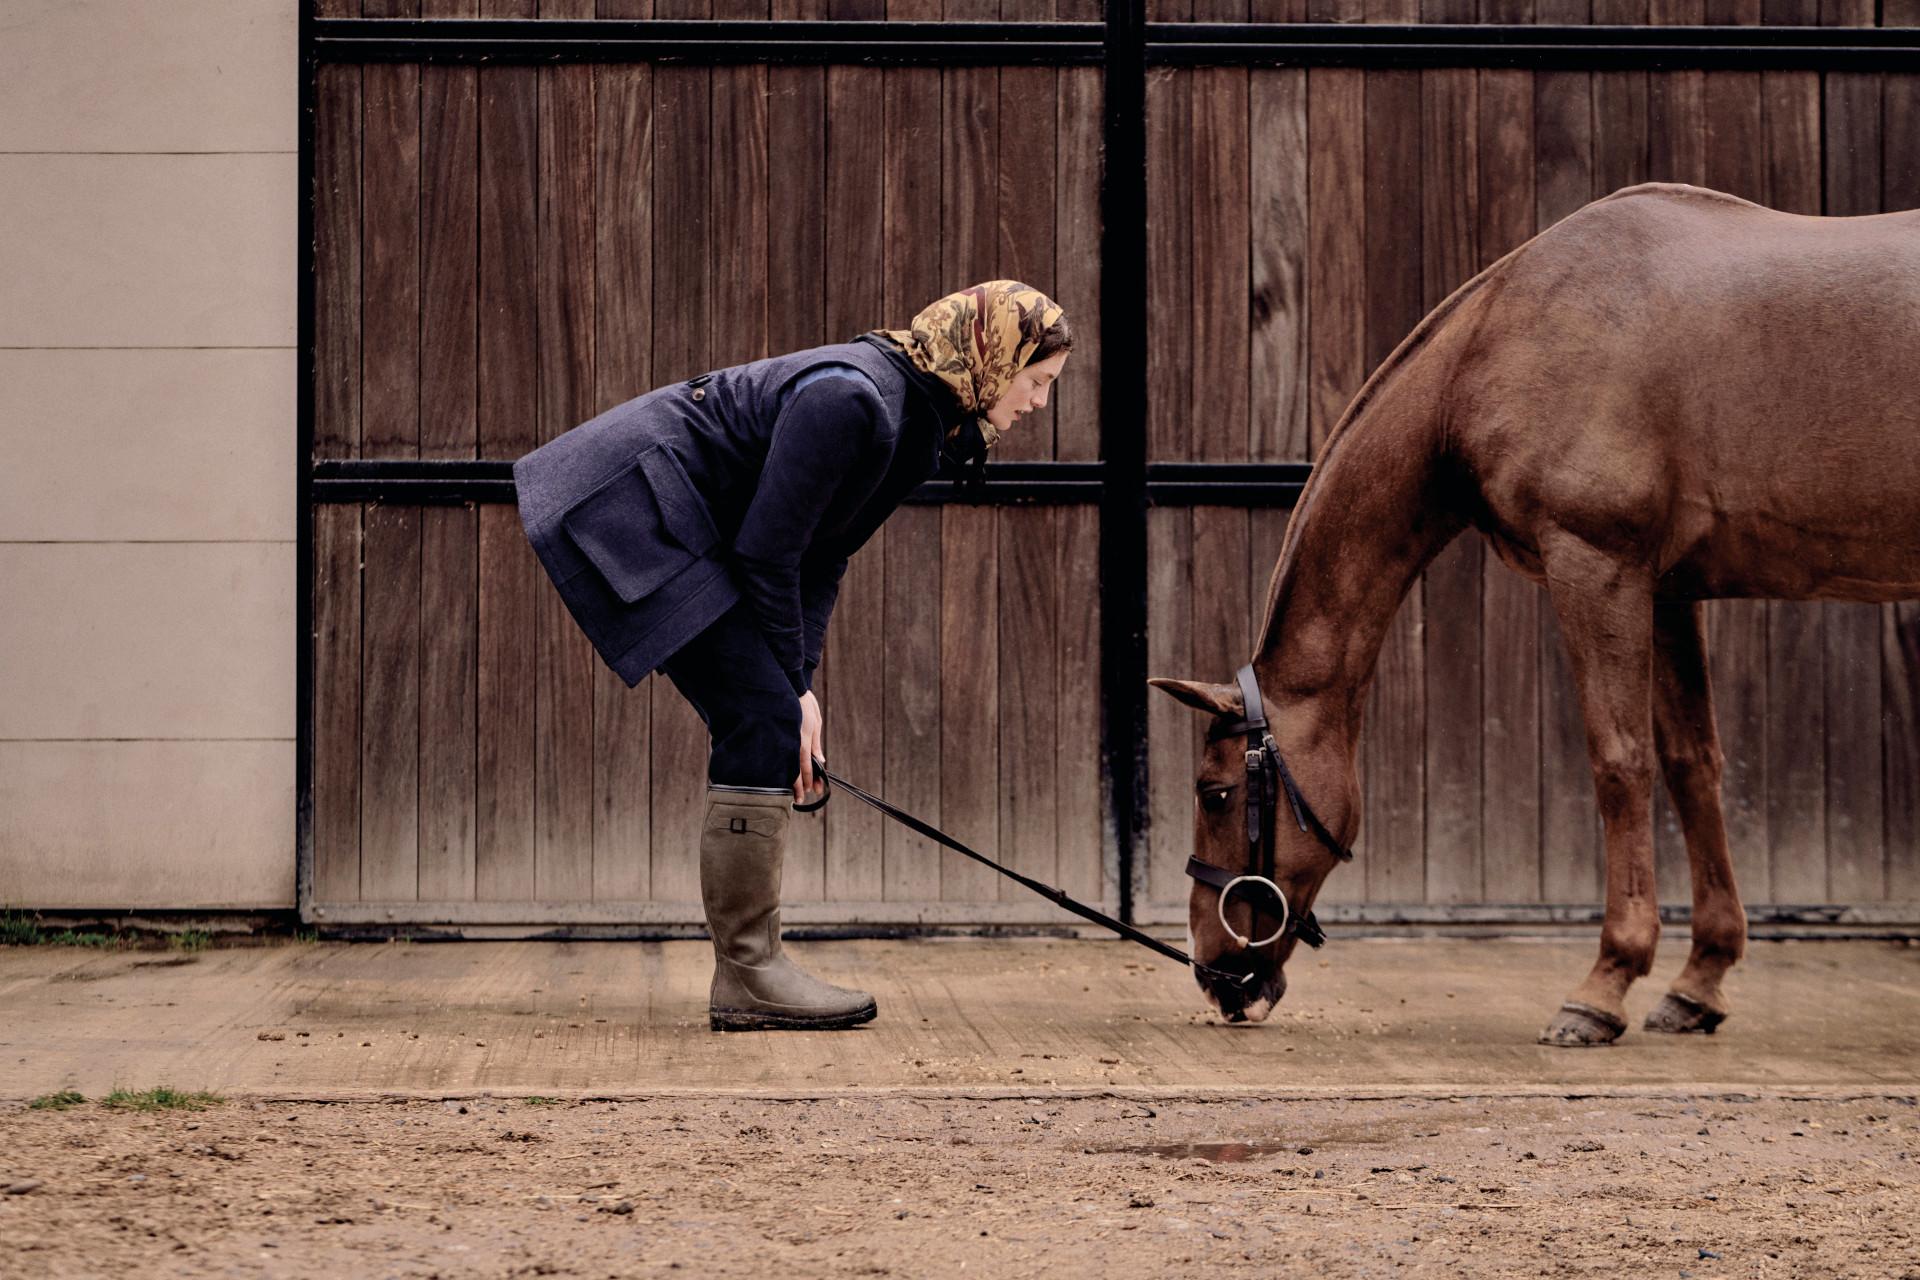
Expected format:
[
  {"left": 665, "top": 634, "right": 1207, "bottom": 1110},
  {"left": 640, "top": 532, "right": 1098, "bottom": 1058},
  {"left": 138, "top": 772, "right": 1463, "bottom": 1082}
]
[{"left": 1184, "top": 664, "right": 1352, "bottom": 955}]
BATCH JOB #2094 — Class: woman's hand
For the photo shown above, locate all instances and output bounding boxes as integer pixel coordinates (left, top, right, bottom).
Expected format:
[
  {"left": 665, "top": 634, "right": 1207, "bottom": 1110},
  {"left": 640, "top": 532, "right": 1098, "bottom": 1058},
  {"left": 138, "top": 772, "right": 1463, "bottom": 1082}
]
[{"left": 795, "top": 691, "right": 825, "bottom": 804}]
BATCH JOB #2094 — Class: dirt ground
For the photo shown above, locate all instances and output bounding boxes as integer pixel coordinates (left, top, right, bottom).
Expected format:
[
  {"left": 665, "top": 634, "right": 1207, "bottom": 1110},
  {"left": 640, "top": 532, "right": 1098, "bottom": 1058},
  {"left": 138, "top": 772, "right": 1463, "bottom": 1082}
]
[{"left": 3, "top": 1088, "right": 1918, "bottom": 1279}]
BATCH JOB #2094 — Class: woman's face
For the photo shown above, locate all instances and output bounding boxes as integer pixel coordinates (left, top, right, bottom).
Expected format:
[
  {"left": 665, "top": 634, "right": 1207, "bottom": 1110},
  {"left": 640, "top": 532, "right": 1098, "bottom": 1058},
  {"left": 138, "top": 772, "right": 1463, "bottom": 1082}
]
[{"left": 984, "top": 351, "right": 1070, "bottom": 436}]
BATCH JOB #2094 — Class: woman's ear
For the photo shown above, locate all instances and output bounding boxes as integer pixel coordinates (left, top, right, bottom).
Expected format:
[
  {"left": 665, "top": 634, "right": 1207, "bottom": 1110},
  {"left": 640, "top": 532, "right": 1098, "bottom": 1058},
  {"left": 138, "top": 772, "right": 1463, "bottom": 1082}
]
[{"left": 1147, "top": 677, "right": 1243, "bottom": 719}]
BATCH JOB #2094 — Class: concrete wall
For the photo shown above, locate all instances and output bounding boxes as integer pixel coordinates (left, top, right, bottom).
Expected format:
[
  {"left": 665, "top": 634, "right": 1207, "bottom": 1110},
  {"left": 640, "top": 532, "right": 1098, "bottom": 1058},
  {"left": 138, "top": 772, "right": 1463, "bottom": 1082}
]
[{"left": 0, "top": 0, "right": 298, "bottom": 909}]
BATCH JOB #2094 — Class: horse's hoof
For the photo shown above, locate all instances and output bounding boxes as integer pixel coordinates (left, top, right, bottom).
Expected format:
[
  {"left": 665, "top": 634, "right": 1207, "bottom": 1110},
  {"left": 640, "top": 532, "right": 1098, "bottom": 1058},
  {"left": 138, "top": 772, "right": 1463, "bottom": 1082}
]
[
  {"left": 1538, "top": 1001, "right": 1626, "bottom": 1047},
  {"left": 1643, "top": 992, "right": 1726, "bottom": 1035}
]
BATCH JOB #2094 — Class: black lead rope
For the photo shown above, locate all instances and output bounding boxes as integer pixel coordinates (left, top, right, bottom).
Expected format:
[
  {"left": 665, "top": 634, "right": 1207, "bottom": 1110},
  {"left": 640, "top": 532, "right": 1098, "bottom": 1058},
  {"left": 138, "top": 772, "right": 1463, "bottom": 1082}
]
[{"left": 801, "top": 759, "right": 1256, "bottom": 990}]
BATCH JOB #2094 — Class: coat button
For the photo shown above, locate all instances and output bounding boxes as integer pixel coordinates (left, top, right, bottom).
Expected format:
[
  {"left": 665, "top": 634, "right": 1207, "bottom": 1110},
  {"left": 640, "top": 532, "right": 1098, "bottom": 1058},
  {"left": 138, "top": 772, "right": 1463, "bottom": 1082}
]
[{"left": 691, "top": 388, "right": 705, "bottom": 402}]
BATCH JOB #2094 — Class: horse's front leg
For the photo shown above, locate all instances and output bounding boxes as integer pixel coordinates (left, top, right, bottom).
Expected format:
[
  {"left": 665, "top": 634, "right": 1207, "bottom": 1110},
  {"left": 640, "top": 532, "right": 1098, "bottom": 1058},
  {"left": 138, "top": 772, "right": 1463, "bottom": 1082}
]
[
  {"left": 1644, "top": 600, "right": 1744, "bottom": 1033},
  {"left": 1538, "top": 532, "right": 1660, "bottom": 1047}
]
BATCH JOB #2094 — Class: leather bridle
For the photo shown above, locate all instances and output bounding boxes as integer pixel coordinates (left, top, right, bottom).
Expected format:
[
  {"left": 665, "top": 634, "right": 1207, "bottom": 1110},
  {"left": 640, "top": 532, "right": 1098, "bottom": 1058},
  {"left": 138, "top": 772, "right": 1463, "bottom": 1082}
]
[{"left": 1183, "top": 664, "right": 1351, "bottom": 954}]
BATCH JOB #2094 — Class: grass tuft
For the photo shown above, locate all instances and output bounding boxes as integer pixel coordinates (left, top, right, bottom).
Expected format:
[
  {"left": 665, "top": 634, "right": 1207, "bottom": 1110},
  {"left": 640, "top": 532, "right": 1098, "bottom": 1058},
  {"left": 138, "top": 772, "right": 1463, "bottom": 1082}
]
[
  {"left": 171, "top": 929, "right": 213, "bottom": 953},
  {"left": 99, "top": 1086, "right": 224, "bottom": 1113},
  {"left": 2, "top": 910, "right": 42, "bottom": 946},
  {"left": 523, "top": 1096, "right": 561, "bottom": 1107},
  {"left": 28, "top": 1089, "right": 85, "bottom": 1111}
]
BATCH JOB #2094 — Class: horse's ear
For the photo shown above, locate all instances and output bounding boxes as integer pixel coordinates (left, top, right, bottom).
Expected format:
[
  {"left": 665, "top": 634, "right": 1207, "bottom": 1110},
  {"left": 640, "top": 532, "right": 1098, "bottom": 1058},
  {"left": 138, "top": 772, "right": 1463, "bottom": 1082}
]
[{"left": 1147, "top": 678, "right": 1243, "bottom": 718}]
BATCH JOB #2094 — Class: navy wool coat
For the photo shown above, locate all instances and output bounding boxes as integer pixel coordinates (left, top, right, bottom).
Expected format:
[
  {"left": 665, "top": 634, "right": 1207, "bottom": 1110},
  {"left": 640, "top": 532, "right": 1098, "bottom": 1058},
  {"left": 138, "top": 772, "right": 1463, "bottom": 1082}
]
[{"left": 514, "top": 339, "right": 953, "bottom": 693}]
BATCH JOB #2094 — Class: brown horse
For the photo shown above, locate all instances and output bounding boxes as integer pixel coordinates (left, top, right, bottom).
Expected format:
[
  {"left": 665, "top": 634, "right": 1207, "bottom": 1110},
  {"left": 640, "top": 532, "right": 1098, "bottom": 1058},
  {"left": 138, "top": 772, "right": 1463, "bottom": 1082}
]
[{"left": 1152, "top": 183, "right": 1920, "bottom": 1044}]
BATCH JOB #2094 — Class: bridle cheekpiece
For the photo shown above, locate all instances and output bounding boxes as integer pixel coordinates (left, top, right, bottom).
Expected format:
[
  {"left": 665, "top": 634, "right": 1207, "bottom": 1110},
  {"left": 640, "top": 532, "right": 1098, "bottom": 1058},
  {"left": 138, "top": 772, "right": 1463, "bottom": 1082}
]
[{"left": 1183, "top": 663, "right": 1352, "bottom": 954}]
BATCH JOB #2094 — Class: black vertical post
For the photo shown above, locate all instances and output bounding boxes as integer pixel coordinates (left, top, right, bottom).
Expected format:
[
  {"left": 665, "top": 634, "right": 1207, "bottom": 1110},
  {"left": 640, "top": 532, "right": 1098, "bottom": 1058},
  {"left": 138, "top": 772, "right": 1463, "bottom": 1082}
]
[
  {"left": 294, "top": 5, "right": 317, "bottom": 923},
  {"left": 1100, "top": 0, "right": 1150, "bottom": 922}
]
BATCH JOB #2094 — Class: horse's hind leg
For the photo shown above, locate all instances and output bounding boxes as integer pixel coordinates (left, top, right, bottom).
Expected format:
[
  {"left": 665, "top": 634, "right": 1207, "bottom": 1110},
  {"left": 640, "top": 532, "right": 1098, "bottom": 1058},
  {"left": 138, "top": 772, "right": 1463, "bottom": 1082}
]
[
  {"left": 1537, "top": 533, "right": 1661, "bottom": 1047},
  {"left": 1644, "top": 600, "right": 1744, "bottom": 1033}
]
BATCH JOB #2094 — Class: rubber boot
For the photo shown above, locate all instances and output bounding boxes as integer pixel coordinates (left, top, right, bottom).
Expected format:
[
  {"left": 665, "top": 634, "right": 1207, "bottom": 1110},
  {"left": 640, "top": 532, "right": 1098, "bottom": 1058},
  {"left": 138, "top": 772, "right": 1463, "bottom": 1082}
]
[{"left": 700, "top": 787, "right": 878, "bottom": 1032}]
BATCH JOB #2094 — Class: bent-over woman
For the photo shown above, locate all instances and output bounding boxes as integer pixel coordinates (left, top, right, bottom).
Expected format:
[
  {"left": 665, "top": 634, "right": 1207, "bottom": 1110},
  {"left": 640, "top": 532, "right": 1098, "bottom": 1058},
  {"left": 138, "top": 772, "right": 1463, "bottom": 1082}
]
[{"left": 514, "top": 281, "right": 1073, "bottom": 1031}]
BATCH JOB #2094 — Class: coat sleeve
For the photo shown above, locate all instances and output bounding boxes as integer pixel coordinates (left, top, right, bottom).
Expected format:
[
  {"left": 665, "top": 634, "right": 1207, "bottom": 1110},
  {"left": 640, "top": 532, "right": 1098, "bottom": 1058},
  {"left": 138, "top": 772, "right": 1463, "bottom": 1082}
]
[{"left": 730, "top": 375, "right": 880, "bottom": 694}]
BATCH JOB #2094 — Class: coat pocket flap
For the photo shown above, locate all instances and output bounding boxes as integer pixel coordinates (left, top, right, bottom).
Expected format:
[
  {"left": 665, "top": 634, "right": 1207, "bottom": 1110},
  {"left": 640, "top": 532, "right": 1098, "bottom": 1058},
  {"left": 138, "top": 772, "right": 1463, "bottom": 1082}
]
[
  {"left": 561, "top": 466, "right": 692, "bottom": 605},
  {"left": 636, "top": 444, "right": 721, "bottom": 556}
]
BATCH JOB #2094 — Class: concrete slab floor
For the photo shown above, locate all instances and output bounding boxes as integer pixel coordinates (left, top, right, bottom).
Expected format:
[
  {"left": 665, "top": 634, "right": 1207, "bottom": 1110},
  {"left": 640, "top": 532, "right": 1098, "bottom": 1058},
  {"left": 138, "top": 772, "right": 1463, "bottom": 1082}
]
[{"left": 2, "top": 936, "right": 1917, "bottom": 1098}]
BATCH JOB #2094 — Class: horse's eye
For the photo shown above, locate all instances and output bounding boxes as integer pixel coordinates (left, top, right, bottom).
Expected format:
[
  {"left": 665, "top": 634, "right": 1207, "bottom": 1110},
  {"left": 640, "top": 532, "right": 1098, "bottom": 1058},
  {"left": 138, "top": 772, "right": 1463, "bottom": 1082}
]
[{"left": 1199, "top": 788, "right": 1230, "bottom": 814}]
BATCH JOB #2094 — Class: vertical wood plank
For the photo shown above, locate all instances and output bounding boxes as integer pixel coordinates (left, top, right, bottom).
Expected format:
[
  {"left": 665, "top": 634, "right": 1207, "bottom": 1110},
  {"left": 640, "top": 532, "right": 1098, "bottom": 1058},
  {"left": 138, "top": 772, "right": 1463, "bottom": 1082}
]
[
  {"left": 1145, "top": 66, "right": 1192, "bottom": 462},
  {"left": 359, "top": 61, "right": 422, "bottom": 903},
  {"left": 590, "top": 63, "right": 654, "bottom": 903},
  {"left": 1056, "top": 504, "right": 1104, "bottom": 902},
  {"left": 1708, "top": 599, "right": 1770, "bottom": 899},
  {"left": 1887, "top": 603, "right": 1920, "bottom": 901},
  {"left": 418, "top": 63, "right": 480, "bottom": 903},
  {"left": 1054, "top": 66, "right": 1104, "bottom": 462},
  {"left": 1363, "top": 66, "right": 1426, "bottom": 903},
  {"left": 941, "top": 506, "right": 1001, "bottom": 903},
  {"left": 532, "top": 63, "right": 598, "bottom": 905},
  {"left": 476, "top": 65, "right": 539, "bottom": 901},
  {"left": 1307, "top": 68, "right": 1364, "bottom": 457},
  {"left": 1769, "top": 602, "right": 1827, "bottom": 901},
  {"left": 882, "top": 509, "right": 944, "bottom": 901},
  {"left": 768, "top": 67, "right": 826, "bottom": 358},
  {"left": 1145, "top": 507, "right": 1195, "bottom": 908},
  {"left": 1421, "top": 65, "right": 1483, "bottom": 905},
  {"left": 1191, "top": 67, "right": 1251, "bottom": 463},
  {"left": 1826, "top": 605, "right": 1885, "bottom": 901},
  {"left": 1887, "top": 71, "right": 1920, "bottom": 216},
  {"left": 313, "top": 60, "right": 364, "bottom": 904},
  {"left": 999, "top": 508, "right": 1061, "bottom": 896},
  {"left": 1648, "top": 4, "right": 1704, "bottom": 217},
  {"left": 648, "top": 57, "right": 713, "bottom": 905},
  {"left": 1249, "top": 69, "right": 1308, "bottom": 462},
  {"left": 995, "top": 64, "right": 1059, "bottom": 461}
]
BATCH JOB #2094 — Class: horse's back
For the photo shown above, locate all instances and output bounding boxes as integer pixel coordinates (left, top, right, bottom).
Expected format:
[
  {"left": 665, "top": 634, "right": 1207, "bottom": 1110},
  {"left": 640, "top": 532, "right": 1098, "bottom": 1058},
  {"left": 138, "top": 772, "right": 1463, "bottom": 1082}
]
[{"left": 1458, "top": 184, "right": 1920, "bottom": 602}]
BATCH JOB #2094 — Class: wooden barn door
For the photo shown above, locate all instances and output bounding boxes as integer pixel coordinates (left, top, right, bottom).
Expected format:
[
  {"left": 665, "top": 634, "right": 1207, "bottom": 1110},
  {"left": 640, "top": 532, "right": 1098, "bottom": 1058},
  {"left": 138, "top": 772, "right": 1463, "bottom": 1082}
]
[
  {"left": 308, "top": 34, "right": 1112, "bottom": 930},
  {"left": 1135, "top": 3, "right": 1920, "bottom": 926}
]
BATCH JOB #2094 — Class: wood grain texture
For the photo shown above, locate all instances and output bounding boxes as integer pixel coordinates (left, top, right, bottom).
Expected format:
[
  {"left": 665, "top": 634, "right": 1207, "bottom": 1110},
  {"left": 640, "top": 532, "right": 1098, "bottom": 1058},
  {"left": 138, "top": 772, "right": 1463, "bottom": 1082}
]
[
  {"left": 710, "top": 65, "right": 768, "bottom": 368},
  {"left": 825, "top": 542, "right": 887, "bottom": 902},
  {"left": 1768, "top": 602, "right": 1827, "bottom": 901},
  {"left": 475, "top": 67, "right": 539, "bottom": 902},
  {"left": 313, "top": 505, "right": 364, "bottom": 903},
  {"left": 1145, "top": 67, "right": 1193, "bottom": 461},
  {"left": 1191, "top": 67, "right": 1251, "bottom": 463},
  {"left": 943, "top": 67, "right": 999, "bottom": 290},
  {"left": 360, "top": 506, "right": 422, "bottom": 902},
  {"left": 1307, "top": 68, "right": 1363, "bottom": 456},
  {"left": 882, "top": 508, "right": 943, "bottom": 902},
  {"left": 1145, "top": 508, "right": 1195, "bottom": 907},
  {"left": 1055, "top": 67, "right": 1103, "bottom": 462},
  {"left": 999, "top": 508, "right": 1061, "bottom": 896},
  {"left": 315, "top": 65, "right": 362, "bottom": 460},
  {"left": 419, "top": 507, "right": 478, "bottom": 901},
  {"left": 995, "top": 64, "right": 1059, "bottom": 462},
  {"left": 769, "top": 66, "right": 826, "bottom": 355},
  {"left": 1249, "top": 69, "right": 1308, "bottom": 462},
  {"left": 1825, "top": 604, "right": 1885, "bottom": 902},
  {"left": 1887, "top": 603, "right": 1920, "bottom": 902},
  {"left": 941, "top": 505, "right": 1000, "bottom": 903},
  {"left": 534, "top": 64, "right": 597, "bottom": 904},
  {"left": 1055, "top": 504, "right": 1104, "bottom": 902}
]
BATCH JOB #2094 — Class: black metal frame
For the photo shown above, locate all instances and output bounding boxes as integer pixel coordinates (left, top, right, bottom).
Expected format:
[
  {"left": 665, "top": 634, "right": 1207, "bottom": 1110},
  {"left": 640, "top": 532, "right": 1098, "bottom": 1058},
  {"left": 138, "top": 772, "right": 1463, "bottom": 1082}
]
[{"left": 299, "top": 7, "right": 1920, "bottom": 928}]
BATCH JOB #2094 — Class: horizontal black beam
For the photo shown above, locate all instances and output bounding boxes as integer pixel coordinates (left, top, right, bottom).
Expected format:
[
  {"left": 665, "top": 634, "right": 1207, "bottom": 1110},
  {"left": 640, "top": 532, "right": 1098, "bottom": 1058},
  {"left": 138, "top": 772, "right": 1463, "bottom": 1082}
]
[
  {"left": 313, "top": 18, "right": 1103, "bottom": 66},
  {"left": 1148, "top": 23, "right": 1920, "bottom": 69},
  {"left": 312, "top": 17, "right": 1920, "bottom": 69},
  {"left": 311, "top": 458, "right": 1316, "bottom": 507}
]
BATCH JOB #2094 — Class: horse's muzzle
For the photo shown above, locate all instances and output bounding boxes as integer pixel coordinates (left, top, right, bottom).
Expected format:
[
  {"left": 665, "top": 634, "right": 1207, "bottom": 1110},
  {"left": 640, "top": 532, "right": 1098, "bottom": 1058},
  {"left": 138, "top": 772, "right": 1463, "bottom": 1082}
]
[{"left": 1194, "top": 949, "right": 1286, "bottom": 1023}]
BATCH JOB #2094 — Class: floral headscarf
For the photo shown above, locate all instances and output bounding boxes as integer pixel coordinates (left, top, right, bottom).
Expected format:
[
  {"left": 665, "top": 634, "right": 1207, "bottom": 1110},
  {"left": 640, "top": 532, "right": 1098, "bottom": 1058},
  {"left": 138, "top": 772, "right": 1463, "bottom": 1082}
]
[{"left": 874, "top": 280, "right": 1065, "bottom": 451}]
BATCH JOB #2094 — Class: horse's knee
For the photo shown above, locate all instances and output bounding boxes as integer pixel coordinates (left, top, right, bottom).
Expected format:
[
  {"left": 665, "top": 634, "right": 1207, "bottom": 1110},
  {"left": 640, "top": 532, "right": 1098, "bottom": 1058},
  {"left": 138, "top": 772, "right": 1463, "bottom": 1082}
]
[
  {"left": 1659, "top": 738, "right": 1725, "bottom": 807},
  {"left": 1589, "top": 740, "right": 1656, "bottom": 816}
]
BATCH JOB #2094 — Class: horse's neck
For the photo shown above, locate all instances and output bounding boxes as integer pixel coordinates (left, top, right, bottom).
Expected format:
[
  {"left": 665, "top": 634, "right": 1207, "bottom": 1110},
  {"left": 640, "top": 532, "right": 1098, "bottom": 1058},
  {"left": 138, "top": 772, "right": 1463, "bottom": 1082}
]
[{"left": 1254, "top": 366, "right": 1463, "bottom": 742}]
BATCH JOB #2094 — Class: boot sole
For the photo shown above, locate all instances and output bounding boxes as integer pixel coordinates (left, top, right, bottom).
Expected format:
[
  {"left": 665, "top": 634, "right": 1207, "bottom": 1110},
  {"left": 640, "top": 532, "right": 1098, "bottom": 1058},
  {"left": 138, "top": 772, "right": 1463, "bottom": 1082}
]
[{"left": 709, "top": 1000, "right": 878, "bottom": 1032}]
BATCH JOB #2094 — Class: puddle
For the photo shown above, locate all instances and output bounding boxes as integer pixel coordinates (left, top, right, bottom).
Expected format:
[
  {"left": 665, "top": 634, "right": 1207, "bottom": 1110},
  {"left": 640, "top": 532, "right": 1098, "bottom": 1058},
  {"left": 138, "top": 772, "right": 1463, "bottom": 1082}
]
[{"left": 1095, "top": 1140, "right": 1309, "bottom": 1163}]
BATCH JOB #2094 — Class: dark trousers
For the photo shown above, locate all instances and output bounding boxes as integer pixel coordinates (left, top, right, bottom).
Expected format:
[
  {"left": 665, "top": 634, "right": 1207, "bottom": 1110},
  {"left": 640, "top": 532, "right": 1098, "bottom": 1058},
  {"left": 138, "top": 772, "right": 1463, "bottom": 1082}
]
[{"left": 659, "top": 602, "right": 801, "bottom": 790}]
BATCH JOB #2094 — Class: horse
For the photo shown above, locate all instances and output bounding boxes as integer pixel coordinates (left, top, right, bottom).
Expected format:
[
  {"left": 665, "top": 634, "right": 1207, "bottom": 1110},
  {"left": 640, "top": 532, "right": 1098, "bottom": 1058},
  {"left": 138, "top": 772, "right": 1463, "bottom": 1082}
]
[{"left": 1150, "top": 183, "right": 1920, "bottom": 1044}]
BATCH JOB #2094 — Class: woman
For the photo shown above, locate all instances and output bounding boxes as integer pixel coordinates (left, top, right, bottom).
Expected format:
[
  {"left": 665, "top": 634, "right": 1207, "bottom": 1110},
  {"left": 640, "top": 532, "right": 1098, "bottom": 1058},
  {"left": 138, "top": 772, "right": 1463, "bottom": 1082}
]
[{"left": 514, "top": 281, "right": 1072, "bottom": 1032}]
